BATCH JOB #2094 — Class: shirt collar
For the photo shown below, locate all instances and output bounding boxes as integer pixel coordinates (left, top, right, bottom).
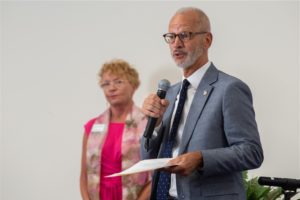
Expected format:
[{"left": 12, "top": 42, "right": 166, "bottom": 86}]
[{"left": 182, "top": 61, "right": 211, "bottom": 89}]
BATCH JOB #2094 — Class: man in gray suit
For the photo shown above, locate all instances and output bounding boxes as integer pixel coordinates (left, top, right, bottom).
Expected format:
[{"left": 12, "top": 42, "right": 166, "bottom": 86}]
[{"left": 141, "top": 7, "right": 264, "bottom": 200}]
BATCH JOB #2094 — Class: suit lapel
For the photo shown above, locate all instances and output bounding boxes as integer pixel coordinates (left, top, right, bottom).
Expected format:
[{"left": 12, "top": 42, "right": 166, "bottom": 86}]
[
  {"left": 179, "top": 64, "right": 219, "bottom": 154},
  {"left": 158, "top": 83, "right": 181, "bottom": 156},
  {"left": 163, "top": 83, "right": 180, "bottom": 124}
]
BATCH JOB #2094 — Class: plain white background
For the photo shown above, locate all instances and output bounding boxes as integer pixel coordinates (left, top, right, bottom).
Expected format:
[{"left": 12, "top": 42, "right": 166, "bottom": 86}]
[{"left": 1, "top": 1, "right": 299, "bottom": 200}]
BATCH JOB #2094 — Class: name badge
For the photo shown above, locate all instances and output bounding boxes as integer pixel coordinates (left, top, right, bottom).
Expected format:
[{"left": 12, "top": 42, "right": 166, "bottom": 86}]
[{"left": 91, "top": 124, "right": 106, "bottom": 133}]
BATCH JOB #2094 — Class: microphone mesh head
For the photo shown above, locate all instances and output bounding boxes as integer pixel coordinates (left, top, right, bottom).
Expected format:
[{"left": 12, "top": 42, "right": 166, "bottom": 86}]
[{"left": 158, "top": 79, "right": 171, "bottom": 91}]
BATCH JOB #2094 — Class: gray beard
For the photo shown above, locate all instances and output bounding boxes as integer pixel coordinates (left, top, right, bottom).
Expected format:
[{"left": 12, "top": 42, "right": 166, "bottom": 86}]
[{"left": 174, "top": 46, "right": 204, "bottom": 69}]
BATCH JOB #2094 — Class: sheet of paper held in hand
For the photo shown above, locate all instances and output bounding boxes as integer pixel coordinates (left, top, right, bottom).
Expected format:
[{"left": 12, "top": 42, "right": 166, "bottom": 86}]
[{"left": 106, "top": 158, "right": 176, "bottom": 177}]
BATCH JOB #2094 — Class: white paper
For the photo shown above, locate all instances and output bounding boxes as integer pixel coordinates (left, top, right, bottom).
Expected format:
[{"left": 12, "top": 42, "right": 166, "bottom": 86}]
[{"left": 106, "top": 158, "right": 175, "bottom": 177}]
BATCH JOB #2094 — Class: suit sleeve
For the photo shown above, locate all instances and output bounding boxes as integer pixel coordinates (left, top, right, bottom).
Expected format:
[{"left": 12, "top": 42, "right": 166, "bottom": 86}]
[
  {"left": 200, "top": 80, "right": 264, "bottom": 176},
  {"left": 140, "top": 125, "right": 165, "bottom": 160}
]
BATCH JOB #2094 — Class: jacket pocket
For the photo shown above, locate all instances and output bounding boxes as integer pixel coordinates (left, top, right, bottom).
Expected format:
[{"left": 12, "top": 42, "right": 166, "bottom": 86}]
[{"left": 202, "top": 182, "right": 239, "bottom": 197}]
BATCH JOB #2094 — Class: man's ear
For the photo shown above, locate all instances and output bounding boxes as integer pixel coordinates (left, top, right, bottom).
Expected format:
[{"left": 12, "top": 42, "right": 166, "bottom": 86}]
[{"left": 204, "top": 32, "right": 213, "bottom": 49}]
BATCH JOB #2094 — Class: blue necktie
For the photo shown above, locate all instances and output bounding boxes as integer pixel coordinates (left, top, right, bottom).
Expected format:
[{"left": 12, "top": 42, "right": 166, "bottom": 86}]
[{"left": 156, "top": 79, "right": 190, "bottom": 200}]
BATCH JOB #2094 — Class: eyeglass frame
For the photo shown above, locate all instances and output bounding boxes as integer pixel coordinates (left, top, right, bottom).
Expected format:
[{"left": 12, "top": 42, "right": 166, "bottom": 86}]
[
  {"left": 162, "top": 31, "right": 208, "bottom": 44},
  {"left": 100, "top": 79, "right": 126, "bottom": 90}
]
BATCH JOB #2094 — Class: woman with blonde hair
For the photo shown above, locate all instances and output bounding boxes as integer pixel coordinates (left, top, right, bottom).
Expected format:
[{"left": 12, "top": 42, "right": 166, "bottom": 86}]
[{"left": 80, "top": 59, "right": 151, "bottom": 200}]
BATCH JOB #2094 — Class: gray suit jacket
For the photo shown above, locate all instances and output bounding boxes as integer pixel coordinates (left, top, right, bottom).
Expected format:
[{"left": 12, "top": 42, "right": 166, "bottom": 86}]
[{"left": 141, "top": 63, "right": 264, "bottom": 200}]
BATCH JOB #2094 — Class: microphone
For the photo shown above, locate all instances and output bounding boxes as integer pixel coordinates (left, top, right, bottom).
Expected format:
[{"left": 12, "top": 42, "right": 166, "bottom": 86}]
[
  {"left": 258, "top": 176, "right": 300, "bottom": 190},
  {"left": 144, "top": 79, "right": 170, "bottom": 151}
]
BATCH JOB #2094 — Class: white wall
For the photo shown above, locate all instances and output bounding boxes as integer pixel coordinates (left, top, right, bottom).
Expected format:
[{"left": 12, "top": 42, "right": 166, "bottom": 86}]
[
  {"left": 0, "top": 1, "right": 5, "bottom": 199},
  {"left": 1, "top": 1, "right": 299, "bottom": 200},
  {"left": 298, "top": 1, "right": 300, "bottom": 189},
  {"left": 0, "top": 2, "right": 3, "bottom": 199}
]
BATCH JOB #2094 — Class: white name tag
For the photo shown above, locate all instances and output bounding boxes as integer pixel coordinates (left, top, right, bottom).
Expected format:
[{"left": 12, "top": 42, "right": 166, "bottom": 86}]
[{"left": 91, "top": 124, "right": 106, "bottom": 133}]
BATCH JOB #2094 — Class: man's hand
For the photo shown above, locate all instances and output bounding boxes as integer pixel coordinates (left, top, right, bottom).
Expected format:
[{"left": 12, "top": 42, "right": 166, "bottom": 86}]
[
  {"left": 164, "top": 152, "right": 203, "bottom": 176},
  {"left": 142, "top": 94, "right": 169, "bottom": 126}
]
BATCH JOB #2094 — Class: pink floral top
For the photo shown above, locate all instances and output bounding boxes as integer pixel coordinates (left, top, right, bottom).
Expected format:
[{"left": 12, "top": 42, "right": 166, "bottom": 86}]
[{"left": 84, "top": 104, "right": 150, "bottom": 200}]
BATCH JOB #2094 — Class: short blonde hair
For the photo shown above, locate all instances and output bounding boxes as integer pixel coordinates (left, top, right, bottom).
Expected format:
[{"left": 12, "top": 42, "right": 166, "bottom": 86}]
[{"left": 98, "top": 59, "right": 140, "bottom": 89}]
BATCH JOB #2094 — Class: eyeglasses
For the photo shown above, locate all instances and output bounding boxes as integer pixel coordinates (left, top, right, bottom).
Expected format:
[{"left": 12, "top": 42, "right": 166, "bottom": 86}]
[
  {"left": 100, "top": 79, "right": 125, "bottom": 89},
  {"left": 163, "top": 31, "right": 208, "bottom": 44}
]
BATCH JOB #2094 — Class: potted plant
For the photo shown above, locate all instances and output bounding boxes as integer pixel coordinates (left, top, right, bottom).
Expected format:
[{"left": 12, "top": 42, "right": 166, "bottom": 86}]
[{"left": 243, "top": 171, "right": 283, "bottom": 200}]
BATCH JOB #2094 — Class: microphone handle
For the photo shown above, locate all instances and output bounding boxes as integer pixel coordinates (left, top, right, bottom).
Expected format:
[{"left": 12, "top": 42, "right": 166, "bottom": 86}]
[
  {"left": 157, "top": 89, "right": 167, "bottom": 99},
  {"left": 143, "top": 89, "right": 167, "bottom": 139},
  {"left": 143, "top": 117, "right": 157, "bottom": 139}
]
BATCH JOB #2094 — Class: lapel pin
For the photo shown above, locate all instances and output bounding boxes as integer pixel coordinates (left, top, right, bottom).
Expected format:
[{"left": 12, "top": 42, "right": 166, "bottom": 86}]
[{"left": 203, "top": 90, "right": 208, "bottom": 96}]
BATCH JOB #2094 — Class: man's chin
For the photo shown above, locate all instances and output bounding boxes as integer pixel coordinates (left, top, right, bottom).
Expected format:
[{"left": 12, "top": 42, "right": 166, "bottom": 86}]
[
  {"left": 175, "top": 57, "right": 197, "bottom": 69},
  {"left": 176, "top": 62, "right": 190, "bottom": 69}
]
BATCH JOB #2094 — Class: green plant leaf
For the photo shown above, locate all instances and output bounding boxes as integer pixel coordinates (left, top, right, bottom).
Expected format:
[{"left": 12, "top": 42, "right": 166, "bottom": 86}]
[
  {"left": 265, "top": 188, "right": 282, "bottom": 200},
  {"left": 243, "top": 171, "right": 283, "bottom": 200}
]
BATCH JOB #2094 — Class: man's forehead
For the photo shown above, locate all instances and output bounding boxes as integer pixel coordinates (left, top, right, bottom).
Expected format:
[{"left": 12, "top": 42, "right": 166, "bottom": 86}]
[
  {"left": 168, "top": 24, "right": 193, "bottom": 32},
  {"left": 169, "top": 14, "right": 198, "bottom": 28}
]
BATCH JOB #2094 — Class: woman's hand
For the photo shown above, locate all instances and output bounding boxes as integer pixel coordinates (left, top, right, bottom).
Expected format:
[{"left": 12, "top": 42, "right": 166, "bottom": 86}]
[{"left": 137, "top": 181, "right": 152, "bottom": 200}]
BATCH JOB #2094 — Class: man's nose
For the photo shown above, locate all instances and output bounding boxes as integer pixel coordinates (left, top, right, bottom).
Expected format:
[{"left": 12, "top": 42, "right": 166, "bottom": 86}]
[{"left": 172, "top": 36, "right": 184, "bottom": 48}]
